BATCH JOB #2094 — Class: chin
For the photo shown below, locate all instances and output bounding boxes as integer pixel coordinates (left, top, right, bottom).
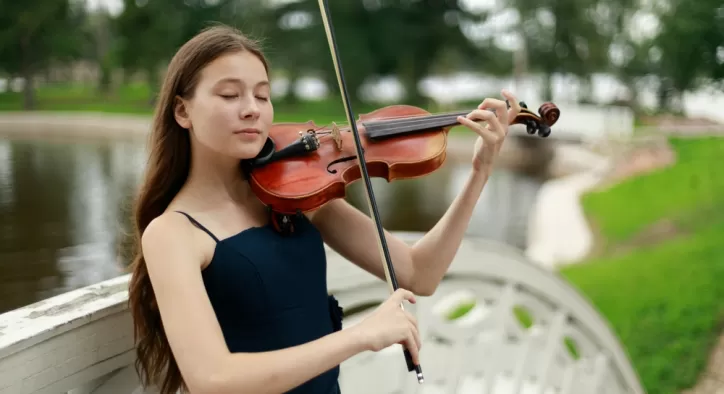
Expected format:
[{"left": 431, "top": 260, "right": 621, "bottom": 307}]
[{"left": 232, "top": 143, "right": 267, "bottom": 160}]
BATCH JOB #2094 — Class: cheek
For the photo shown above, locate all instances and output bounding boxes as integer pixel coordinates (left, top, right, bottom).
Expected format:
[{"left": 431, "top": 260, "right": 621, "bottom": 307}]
[
  {"left": 262, "top": 104, "right": 274, "bottom": 123},
  {"left": 198, "top": 100, "right": 237, "bottom": 128}
]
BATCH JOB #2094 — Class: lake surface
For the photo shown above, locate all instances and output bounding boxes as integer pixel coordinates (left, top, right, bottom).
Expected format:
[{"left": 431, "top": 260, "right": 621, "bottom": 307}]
[{"left": 0, "top": 135, "right": 544, "bottom": 314}]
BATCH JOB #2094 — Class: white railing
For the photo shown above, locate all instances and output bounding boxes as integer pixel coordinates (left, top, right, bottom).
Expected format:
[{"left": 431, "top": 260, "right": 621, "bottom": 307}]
[{"left": 0, "top": 232, "right": 645, "bottom": 394}]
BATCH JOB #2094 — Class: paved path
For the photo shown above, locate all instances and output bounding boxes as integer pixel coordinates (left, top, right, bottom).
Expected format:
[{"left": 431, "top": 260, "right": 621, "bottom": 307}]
[
  {"left": 0, "top": 111, "right": 152, "bottom": 139},
  {"left": 525, "top": 145, "right": 611, "bottom": 268}
]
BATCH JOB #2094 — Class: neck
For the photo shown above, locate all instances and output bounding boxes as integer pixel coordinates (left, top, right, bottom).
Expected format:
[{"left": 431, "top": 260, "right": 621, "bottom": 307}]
[
  {"left": 182, "top": 143, "right": 251, "bottom": 209},
  {"left": 362, "top": 109, "right": 471, "bottom": 140}
]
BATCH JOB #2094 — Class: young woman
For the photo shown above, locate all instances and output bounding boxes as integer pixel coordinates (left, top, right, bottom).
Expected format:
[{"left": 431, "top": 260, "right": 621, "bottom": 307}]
[{"left": 128, "top": 24, "right": 520, "bottom": 394}]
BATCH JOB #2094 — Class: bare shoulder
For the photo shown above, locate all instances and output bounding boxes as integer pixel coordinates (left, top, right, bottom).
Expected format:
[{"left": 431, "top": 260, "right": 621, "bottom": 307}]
[
  {"left": 141, "top": 211, "right": 206, "bottom": 270},
  {"left": 136, "top": 211, "right": 233, "bottom": 392}
]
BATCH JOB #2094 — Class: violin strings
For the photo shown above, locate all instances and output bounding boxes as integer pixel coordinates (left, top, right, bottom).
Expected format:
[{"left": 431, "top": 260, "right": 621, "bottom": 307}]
[
  {"left": 331, "top": 109, "right": 473, "bottom": 125},
  {"left": 367, "top": 111, "right": 467, "bottom": 127},
  {"left": 329, "top": 115, "right": 459, "bottom": 136},
  {"left": 363, "top": 110, "right": 470, "bottom": 125},
  {"left": 309, "top": 109, "right": 469, "bottom": 127},
  {"left": 362, "top": 112, "right": 468, "bottom": 138},
  {"left": 307, "top": 109, "right": 473, "bottom": 139},
  {"left": 306, "top": 107, "right": 536, "bottom": 140}
]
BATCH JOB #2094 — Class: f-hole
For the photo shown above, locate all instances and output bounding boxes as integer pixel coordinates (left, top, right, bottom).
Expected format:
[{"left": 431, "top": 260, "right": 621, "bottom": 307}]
[{"left": 326, "top": 155, "right": 357, "bottom": 174}]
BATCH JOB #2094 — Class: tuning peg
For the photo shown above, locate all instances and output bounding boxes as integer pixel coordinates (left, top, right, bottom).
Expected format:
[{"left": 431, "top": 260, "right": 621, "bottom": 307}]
[
  {"left": 537, "top": 125, "right": 551, "bottom": 138},
  {"left": 525, "top": 120, "right": 537, "bottom": 135}
]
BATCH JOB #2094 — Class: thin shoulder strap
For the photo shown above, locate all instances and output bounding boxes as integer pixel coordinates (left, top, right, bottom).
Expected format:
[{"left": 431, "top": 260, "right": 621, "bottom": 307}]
[{"left": 175, "top": 211, "right": 220, "bottom": 243}]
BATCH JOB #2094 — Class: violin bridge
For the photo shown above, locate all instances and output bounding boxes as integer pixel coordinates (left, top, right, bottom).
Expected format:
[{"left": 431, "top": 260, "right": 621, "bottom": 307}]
[{"left": 330, "top": 122, "right": 342, "bottom": 150}]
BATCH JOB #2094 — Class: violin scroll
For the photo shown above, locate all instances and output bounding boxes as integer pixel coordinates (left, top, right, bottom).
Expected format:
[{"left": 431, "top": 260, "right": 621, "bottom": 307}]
[{"left": 509, "top": 101, "right": 560, "bottom": 138}]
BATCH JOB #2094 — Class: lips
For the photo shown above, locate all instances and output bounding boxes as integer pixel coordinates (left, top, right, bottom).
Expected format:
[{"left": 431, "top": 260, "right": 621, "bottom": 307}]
[{"left": 234, "top": 128, "right": 261, "bottom": 134}]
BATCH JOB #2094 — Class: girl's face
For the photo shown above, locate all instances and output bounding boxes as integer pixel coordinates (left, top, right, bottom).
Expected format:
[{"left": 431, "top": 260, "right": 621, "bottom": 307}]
[{"left": 175, "top": 50, "right": 273, "bottom": 160}]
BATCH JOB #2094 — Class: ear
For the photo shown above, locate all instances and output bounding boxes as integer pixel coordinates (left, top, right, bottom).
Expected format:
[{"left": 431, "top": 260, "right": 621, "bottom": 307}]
[{"left": 173, "top": 96, "right": 192, "bottom": 129}]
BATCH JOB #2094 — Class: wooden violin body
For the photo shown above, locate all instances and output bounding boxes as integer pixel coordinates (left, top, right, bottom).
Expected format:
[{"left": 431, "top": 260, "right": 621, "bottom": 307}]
[
  {"left": 248, "top": 105, "right": 447, "bottom": 214},
  {"left": 246, "top": 101, "right": 560, "bottom": 215}
]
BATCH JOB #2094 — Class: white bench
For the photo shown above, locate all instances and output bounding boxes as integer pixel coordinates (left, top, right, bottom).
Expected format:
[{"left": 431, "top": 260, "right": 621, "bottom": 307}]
[{"left": 0, "top": 232, "right": 644, "bottom": 394}]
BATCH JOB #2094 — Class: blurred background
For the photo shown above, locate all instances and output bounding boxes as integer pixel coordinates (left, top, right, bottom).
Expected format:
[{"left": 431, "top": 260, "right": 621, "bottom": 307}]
[{"left": 0, "top": 0, "right": 722, "bottom": 393}]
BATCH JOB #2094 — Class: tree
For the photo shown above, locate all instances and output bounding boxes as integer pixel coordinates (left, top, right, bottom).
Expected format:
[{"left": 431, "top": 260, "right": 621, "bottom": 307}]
[
  {"left": 0, "top": 0, "right": 90, "bottom": 109},
  {"left": 653, "top": 0, "right": 724, "bottom": 110}
]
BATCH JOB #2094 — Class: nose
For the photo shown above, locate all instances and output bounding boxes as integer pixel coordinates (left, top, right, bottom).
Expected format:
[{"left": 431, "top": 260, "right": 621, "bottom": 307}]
[{"left": 240, "top": 94, "right": 260, "bottom": 120}]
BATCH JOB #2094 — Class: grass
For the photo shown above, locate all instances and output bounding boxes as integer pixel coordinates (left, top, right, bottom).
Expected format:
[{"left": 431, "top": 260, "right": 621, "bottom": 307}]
[
  {"left": 0, "top": 82, "right": 155, "bottom": 114},
  {"left": 0, "top": 82, "right": 357, "bottom": 123},
  {"left": 0, "top": 82, "right": 478, "bottom": 132},
  {"left": 560, "top": 136, "right": 724, "bottom": 394},
  {"left": 580, "top": 137, "right": 724, "bottom": 245}
]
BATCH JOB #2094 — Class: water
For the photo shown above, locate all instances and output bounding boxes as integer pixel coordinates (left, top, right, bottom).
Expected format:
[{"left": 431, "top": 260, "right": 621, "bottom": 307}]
[{"left": 0, "top": 135, "right": 544, "bottom": 314}]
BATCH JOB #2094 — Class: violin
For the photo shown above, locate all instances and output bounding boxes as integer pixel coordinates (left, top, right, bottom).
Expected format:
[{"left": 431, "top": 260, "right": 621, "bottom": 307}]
[
  {"left": 246, "top": 101, "right": 560, "bottom": 215},
  {"left": 245, "top": 0, "right": 560, "bottom": 385}
]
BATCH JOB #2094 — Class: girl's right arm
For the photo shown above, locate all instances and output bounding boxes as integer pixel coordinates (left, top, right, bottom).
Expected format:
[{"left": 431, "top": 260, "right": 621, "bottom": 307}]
[{"left": 141, "top": 213, "right": 421, "bottom": 394}]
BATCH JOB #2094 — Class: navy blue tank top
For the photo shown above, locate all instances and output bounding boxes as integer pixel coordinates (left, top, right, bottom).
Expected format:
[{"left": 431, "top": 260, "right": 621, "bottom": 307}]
[{"left": 176, "top": 211, "right": 343, "bottom": 394}]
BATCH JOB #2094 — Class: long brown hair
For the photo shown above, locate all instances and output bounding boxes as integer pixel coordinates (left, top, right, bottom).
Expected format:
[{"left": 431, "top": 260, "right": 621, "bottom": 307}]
[{"left": 127, "top": 25, "right": 269, "bottom": 394}]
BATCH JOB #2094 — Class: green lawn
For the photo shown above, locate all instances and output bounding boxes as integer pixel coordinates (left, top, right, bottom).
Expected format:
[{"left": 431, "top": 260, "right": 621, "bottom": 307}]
[
  {"left": 0, "top": 82, "right": 487, "bottom": 139},
  {"left": 0, "top": 82, "right": 155, "bottom": 114},
  {"left": 1, "top": 82, "right": 479, "bottom": 125},
  {"left": 0, "top": 82, "right": 355, "bottom": 123},
  {"left": 560, "top": 137, "right": 724, "bottom": 394}
]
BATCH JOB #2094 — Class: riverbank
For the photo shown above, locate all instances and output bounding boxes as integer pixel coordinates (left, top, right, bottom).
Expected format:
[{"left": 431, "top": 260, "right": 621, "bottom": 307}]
[
  {"left": 0, "top": 111, "right": 152, "bottom": 140},
  {"left": 0, "top": 110, "right": 616, "bottom": 265},
  {"left": 561, "top": 135, "right": 724, "bottom": 394}
]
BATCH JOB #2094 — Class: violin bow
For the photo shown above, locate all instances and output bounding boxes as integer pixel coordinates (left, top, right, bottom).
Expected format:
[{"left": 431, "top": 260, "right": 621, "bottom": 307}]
[{"left": 316, "top": 0, "right": 425, "bottom": 384}]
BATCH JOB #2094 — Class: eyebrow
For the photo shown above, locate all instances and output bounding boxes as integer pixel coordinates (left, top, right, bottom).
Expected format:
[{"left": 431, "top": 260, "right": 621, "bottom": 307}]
[{"left": 215, "top": 77, "right": 270, "bottom": 88}]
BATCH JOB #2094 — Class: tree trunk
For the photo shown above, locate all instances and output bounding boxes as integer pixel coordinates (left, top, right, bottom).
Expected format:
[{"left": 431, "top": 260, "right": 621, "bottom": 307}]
[
  {"left": 542, "top": 72, "right": 553, "bottom": 102},
  {"left": 657, "top": 78, "right": 673, "bottom": 113},
  {"left": 578, "top": 76, "right": 593, "bottom": 104},
  {"left": 284, "top": 67, "right": 299, "bottom": 106},
  {"left": 400, "top": 56, "right": 424, "bottom": 106},
  {"left": 22, "top": 72, "right": 35, "bottom": 110},
  {"left": 96, "top": 13, "right": 112, "bottom": 96},
  {"left": 146, "top": 64, "right": 159, "bottom": 106},
  {"left": 513, "top": 38, "right": 528, "bottom": 93},
  {"left": 98, "top": 59, "right": 112, "bottom": 97},
  {"left": 21, "top": 37, "right": 35, "bottom": 110}
]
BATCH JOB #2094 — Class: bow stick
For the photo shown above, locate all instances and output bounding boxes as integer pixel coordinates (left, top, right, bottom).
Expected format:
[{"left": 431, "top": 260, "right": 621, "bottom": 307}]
[{"left": 316, "top": 0, "right": 424, "bottom": 384}]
